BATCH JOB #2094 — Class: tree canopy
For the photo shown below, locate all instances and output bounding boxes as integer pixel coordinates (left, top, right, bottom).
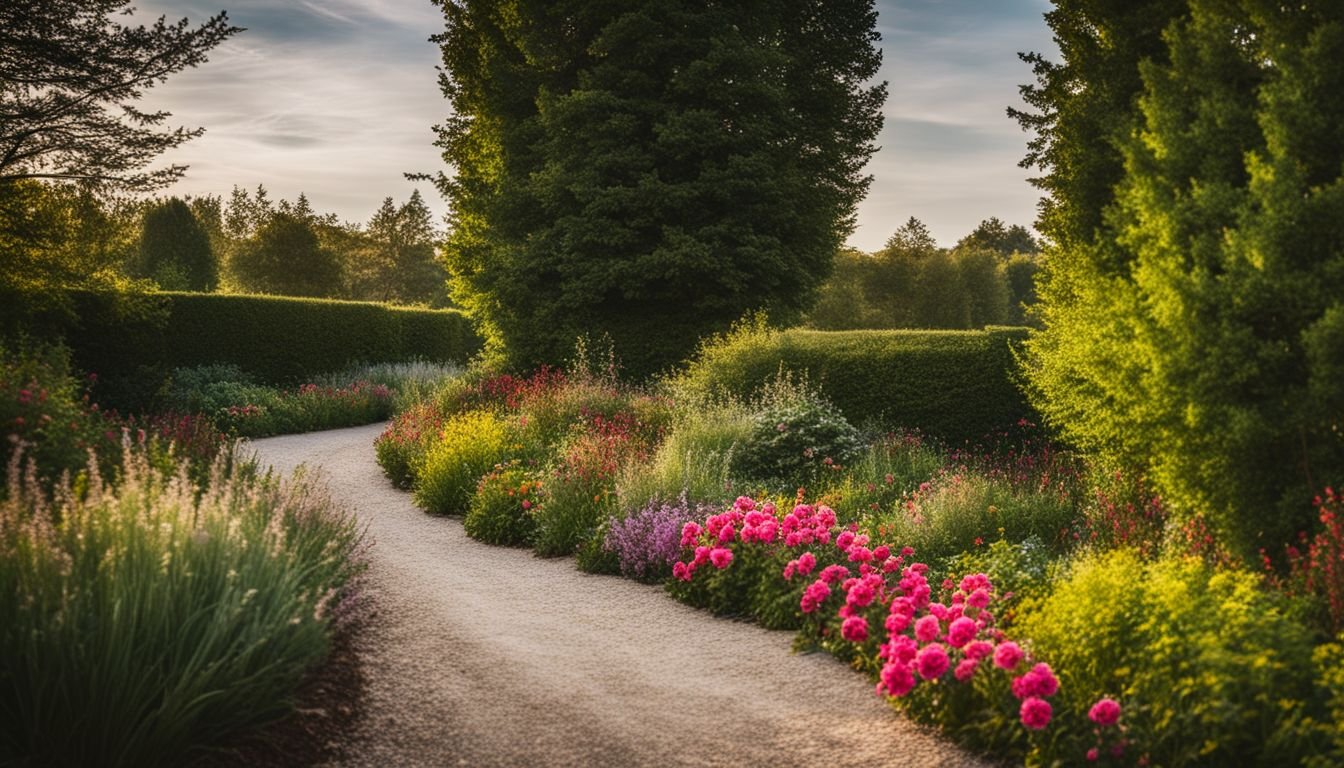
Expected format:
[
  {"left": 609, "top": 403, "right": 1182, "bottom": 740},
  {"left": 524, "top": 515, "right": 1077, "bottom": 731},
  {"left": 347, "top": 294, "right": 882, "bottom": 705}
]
[
  {"left": 1017, "top": 0, "right": 1344, "bottom": 553},
  {"left": 0, "top": 0, "right": 239, "bottom": 190},
  {"left": 136, "top": 197, "right": 216, "bottom": 291},
  {"left": 430, "top": 0, "right": 886, "bottom": 377}
]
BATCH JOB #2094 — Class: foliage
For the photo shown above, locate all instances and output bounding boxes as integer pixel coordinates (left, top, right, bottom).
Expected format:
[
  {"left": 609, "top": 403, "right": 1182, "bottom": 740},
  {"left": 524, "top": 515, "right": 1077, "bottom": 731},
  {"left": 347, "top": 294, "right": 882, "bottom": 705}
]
[
  {"left": 816, "top": 431, "right": 943, "bottom": 520},
  {"left": 615, "top": 399, "right": 752, "bottom": 511},
  {"left": 954, "top": 217, "right": 1039, "bottom": 256},
  {"left": 344, "top": 190, "right": 446, "bottom": 305},
  {"left": 430, "top": 0, "right": 886, "bottom": 377},
  {"left": 1074, "top": 465, "right": 1167, "bottom": 558},
  {"left": 3, "top": 289, "right": 480, "bottom": 411},
  {"left": 869, "top": 470, "right": 1077, "bottom": 565},
  {"left": 414, "top": 409, "right": 513, "bottom": 515},
  {"left": 1015, "top": 548, "right": 1319, "bottom": 767},
  {"left": 0, "top": 181, "right": 146, "bottom": 306},
  {"left": 0, "top": 1, "right": 239, "bottom": 190},
  {"left": 136, "top": 197, "right": 216, "bottom": 291},
  {"left": 673, "top": 318, "right": 1034, "bottom": 441},
  {"left": 464, "top": 461, "right": 539, "bottom": 546},
  {"left": 805, "top": 216, "right": 1035, "bottom": 331},
  {"left": 229, "top": 211, "right": 343, "bottom": 298},
  {"left": 731, "top": 373, "right": 863, "bottom": 492},
  {"left": 0, "top": 342, "right": 118, "bottom": 489},
  {"left": 532, "top": 412, "right": 656, "bottom": 557},
  {"left": 1018, "top": 0, "right": 1344, "bottom": 554},
  {"left": 375, "top": 401, "right": 448, "bottom": 489},
  {"left": 0, "top": 443, "right": 366, "bottom": 767},
  {"left": 1269, "top": 488, "right": 1344, "bottom": 636}
]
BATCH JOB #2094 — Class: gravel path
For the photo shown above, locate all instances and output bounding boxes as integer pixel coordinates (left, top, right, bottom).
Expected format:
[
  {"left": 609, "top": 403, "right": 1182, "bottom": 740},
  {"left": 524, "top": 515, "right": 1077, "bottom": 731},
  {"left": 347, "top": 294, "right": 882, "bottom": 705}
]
[{"left": 249, "top": 423, "right": 991, "bottom": 768}]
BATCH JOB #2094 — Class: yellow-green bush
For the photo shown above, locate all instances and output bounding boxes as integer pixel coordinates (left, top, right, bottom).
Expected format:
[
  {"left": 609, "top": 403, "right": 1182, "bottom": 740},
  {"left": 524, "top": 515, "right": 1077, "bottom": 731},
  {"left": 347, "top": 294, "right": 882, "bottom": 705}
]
[
  {"left": 413, "top": 410, "right": 513, "bottom": 515},
  {"left": 1013, "top": 549, "right": 1317, "bottom": 767},
  {"left": 673, "top": 319, "right": 1032, "bottom": 441}
]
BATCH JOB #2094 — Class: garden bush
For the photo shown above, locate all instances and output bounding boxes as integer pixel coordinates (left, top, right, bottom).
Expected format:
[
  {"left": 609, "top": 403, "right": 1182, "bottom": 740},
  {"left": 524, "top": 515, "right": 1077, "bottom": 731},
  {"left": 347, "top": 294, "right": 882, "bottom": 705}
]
[
  {"left": 730, "top": 373, "right": 864, "bottom": 493},
  {"left": 1012, "top": 548, "right": 1319, "bottom": 767},
  {"left": 463, "top": 461, "right": 540, "bottom": 546},
  {"left": 414, "top": 409, "right": 513, "bottom": 515},
  {"left": 603, "top": 496, "right": 720, "bottom": 582},
  {"left": 4, "top": 289, "right": 480, "bottom": 411},
  {"left": 375, "top": 401, "right": 449, "bottom": 489},
  {"left": 0, "top": 444, "right": 366, "bottom": 767},
  {"left": 531, "top": 412, "right": 655, "bottom": 557},
  {"left": 673, "top": 318, "right": 1033, "bottom": 441}
]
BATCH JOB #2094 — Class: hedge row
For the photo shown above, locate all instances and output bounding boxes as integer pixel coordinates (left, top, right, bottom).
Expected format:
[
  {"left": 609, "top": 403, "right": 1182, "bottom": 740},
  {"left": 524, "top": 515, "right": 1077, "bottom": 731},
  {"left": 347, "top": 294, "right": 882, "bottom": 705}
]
[
  {"left": 6, "top": 289, "right": 480, "bottom": 409},
  {"left": 679, "top": 326, "right": 1034, "bottom": 442}
]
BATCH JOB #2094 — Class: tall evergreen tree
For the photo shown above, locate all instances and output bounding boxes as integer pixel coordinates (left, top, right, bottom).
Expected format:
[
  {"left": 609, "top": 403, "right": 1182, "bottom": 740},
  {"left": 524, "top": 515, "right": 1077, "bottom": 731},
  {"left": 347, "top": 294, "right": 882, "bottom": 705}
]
[
  {"left": 136, "top": 197, "right": 216, "bottom": 290},
  {"left": 430, "top": 0, "right": 885, "bottom": 376},
  {"left": 1019, "top": 0, "right": 1344, "bottom": 553},
  {"left": 231, "top": 211, "right": 341, "bottom": 297}
]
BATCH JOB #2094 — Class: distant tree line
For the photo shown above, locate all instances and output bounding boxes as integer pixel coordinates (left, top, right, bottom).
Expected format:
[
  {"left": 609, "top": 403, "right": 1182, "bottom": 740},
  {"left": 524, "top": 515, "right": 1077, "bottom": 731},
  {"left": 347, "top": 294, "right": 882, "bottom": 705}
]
[
  {"left": 0, "top": 180, "right": 449, "bottom": 306},
  {"left": 804, "top": 216, "right": 1041, "bottom": 330}
]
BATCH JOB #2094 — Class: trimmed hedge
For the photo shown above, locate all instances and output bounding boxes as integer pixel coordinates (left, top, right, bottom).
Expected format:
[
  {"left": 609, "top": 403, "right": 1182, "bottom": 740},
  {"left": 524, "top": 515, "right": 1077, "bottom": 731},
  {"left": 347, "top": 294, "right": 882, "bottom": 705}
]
[
  {"left": 5, "top": 289, "right": 479, "bottom": 409},
  {"left": 677, "top": 326, "right": 1033, "bottom": 442}
]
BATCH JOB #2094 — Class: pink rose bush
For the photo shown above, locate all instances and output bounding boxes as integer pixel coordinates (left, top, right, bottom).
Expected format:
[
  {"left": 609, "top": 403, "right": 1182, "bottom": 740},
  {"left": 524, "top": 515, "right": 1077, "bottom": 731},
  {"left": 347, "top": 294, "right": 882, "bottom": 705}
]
[{"left": 672, "top": 495, "right": 1062, "bottom": 735}]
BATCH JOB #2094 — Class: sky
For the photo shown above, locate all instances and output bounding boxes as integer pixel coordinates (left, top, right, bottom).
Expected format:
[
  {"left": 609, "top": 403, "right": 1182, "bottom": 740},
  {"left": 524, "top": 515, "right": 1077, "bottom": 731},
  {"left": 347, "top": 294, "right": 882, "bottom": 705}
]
[{"left": 134, "top": 0, "right": 1058, "bottom": 252}]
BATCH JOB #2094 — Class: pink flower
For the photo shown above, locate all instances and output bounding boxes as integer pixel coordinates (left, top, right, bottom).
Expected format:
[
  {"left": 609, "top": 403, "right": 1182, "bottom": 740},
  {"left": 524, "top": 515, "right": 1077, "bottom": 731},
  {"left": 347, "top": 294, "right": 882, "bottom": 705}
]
[
  {"left": 993, "top": 641, "right": 1024, "bottom": 670},
  {"left": 672, "top": 562, "right": 691, "bottom": 581},
  {"left": 717, "top": 524, "right": 736, "bottom": 544},
  {"left": 872, "top": 545, "right": 891, "bottom": 561},
  {"left": 1086, "top": 748, "right": 1099, "bottom": 762},
  {"left": 836, "top": 530, "right": 856, "bottom": 550},
  {"left": 841, "top": 615, "right": 869, "bottom": 643},
  {"left": 914, "top": 614, "right": 941, "bottom": 643},
  {"left": 964, "top": 640, "right": 993, "bottom": 660},
  {"left": 709, "top": 547, "right": 733, "bottom": 569},
  {"left": 797, "top": 551, "right": 817, "bottom": 575},
  {"left": 820, "top": 564, "right": 850, "bottom": 584},
  {"left": 885, "top": 611, "right": 911, "bottom": 634},
  {"left": 693, "top": 546, "right": 711, "bottom": 566},
  {"left": 946, "top": 616, "right": 977, "bottom": 648},
  {"left": 878, "top": 661, "right": 915, "bottom": 697},
  {"left": 521, "top": 499, "right": 532, "bottom": 510},
  {"left": 1020, "top": 696, "right": 1052, "bottom": 730},
  {"left": 801, "top": 580, "right": 832, "bottom": 613},
  {"left": 783, "top": 561, "right": 797, "bottom": 579},
  {"left": 885, "top": 634, "right": 919, "bottom": 664},
  {"left": 1011, "top": 664, "right": 1058, "bottom": 699},
  {"left": 1089, "top": 698, "right": 1121, "bottom": 727},
  {"left": 967, "top": 588, "right": 991, "bottom": 609},
  {"left": 680, "top": 522, "right": 702, "bottom": 548},
  {"left": 915, "top": 643, "right": 949, "bottom": 679},
  {"left": 954, "top": 658, "right": 979, "bottom": 682}
]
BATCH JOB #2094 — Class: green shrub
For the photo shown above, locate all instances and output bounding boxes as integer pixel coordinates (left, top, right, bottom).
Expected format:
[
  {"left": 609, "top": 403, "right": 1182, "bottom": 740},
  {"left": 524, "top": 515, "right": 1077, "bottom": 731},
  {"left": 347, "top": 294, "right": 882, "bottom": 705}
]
[
  {"left": 0, "top": 446, "right": 365, "bottom": 767},
  {"left": 1013, "top": 549, "right": 1318, "bottom": 767},
  {"left": 413, "top": 409, "right": 513, "bottom": 515},
  {"left": 530, "top": 413, "right": 652, "bottom": 557},
  {"left": 673, "top": 318, "right": 1033, "bottom": 441},
  {"left": 463, "top": 462, "right": 539, "bottom": 546},
  {"left": 731, "top": 373, "right": 863, "bottom": 492},
  {"left": 374, "top": 401, "right": 448, "bottom": 489},
  {"left": 0, "top": 343, "right": 118, "bottom": 489},
  {"left": 4, "top": 289, "right": 480, "bottom": 411}
]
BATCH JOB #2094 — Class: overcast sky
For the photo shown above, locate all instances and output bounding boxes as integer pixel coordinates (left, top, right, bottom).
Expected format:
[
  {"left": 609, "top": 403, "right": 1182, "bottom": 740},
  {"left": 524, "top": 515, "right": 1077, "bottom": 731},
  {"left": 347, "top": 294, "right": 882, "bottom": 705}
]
[{"left": 134, "top": 0, "right": 1057, "bottom": 251}]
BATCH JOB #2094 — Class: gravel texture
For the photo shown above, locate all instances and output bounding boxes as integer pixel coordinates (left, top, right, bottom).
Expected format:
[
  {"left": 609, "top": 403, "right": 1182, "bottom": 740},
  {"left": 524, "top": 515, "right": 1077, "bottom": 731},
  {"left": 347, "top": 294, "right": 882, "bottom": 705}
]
[{"left": 249, "top": 423, "right": 991, "bottom": 768}]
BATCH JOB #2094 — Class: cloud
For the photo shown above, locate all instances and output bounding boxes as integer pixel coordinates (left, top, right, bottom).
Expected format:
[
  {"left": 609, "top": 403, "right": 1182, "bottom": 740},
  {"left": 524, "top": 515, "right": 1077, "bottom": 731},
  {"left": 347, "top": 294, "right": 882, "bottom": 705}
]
[{"left": 126, "top": 0, "right": 1057, "bottom": 245}]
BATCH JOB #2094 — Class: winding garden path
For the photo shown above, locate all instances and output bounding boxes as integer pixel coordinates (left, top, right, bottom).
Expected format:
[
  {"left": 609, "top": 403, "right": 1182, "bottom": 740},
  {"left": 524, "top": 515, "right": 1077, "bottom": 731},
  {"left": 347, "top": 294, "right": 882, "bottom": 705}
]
[{"left": 249, "top": 423, "right": 989, "bottom": 768}]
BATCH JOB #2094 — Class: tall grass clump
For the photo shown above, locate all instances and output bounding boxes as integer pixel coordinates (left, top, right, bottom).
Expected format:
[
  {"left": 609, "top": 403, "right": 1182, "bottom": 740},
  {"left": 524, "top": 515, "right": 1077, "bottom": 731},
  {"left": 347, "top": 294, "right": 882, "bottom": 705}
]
[
  {"left": 615, "top": 400, "right": 752, "bottom": 511},
  {"left": 0, "top": 445, "right": 366, "bottom": 767},
  {"left": 316, "top": 359, "right": 462, "bottom": 412}
]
